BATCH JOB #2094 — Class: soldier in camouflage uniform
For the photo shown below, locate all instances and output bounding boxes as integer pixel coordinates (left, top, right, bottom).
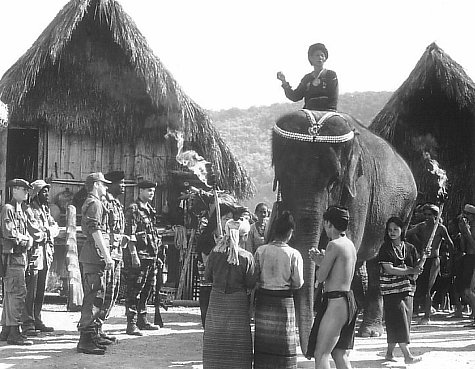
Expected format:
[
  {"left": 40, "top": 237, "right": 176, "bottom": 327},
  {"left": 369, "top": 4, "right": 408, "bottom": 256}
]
[
  {"left": 0, "top": 179, "right": 45, "bottom": 345},
  {"left": 98, "top": 171, "right": 127, "bottom": 342},
  {"left": 124, "top": 180, "right": 162, "bottom": 335}
]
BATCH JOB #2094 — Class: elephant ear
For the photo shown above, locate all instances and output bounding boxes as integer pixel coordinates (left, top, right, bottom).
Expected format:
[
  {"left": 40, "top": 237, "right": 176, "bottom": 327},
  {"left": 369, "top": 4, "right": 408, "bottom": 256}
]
[{"left": 343, "top": 134, "right": 363, "bottom": 198}]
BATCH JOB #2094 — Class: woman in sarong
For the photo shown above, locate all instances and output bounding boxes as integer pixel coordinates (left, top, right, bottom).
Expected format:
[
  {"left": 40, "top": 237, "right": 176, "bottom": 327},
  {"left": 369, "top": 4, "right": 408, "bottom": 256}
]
[
  {"left": 253, "top": 212, "right": 304, "bottom": 369},
  {"left": 196, "top": 203, "right": 235, "bottom": 328},
  {"left": 378, "top": 216, "right": 423, "bottom": 364},
  {"left": 202, "top": 218, "right": 257, "bottom": 369}
]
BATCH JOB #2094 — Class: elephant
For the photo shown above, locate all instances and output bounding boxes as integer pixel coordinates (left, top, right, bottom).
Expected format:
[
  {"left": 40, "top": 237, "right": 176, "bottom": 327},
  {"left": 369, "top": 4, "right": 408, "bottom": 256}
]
[{"left": 271, "top": 109, "right": 417, "bottom": 353}]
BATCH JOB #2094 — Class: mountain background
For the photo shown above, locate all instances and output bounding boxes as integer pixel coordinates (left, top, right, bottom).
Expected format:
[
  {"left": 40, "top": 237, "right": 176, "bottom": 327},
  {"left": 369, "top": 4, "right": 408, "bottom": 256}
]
[{"left": 208, "top": 91, "right": 393, "bottom": 210}]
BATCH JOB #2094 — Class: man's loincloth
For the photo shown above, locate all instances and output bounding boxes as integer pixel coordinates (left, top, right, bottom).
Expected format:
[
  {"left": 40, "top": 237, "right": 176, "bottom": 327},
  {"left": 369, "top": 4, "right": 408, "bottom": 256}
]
[{"left": 306, "top": 290, "right": 357, "bottom": 358}]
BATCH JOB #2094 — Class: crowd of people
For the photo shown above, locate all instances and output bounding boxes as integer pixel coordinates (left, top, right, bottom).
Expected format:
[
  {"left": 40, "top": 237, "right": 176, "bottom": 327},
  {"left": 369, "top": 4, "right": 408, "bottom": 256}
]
[
  {"left": 1, "top": 41, "right": 474, "bottom": 368},
  {"left": 197, "top": 199, "right": 475, "bottom": 368},
  {"left": 1, "top": 175, "right": 475, "bottom": 367},
  {"left": 0, "top": 172, "right": 166, "bottom": 355}
]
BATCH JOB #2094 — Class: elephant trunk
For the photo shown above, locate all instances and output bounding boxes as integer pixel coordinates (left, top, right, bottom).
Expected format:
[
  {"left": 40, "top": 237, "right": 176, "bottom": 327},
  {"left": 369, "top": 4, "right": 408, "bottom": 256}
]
[{"left": 287, "top": 191, "right": 327, "bottom": 354}]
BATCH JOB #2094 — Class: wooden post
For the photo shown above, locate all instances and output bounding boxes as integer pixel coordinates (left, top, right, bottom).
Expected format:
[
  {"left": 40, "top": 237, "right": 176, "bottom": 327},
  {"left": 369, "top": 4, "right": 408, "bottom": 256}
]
[
  {"left": 176, "top": 229, "right": 196, "bottom": 300},
  {"left": 65, "top": 205, "right": 83, "bottom": 311}
]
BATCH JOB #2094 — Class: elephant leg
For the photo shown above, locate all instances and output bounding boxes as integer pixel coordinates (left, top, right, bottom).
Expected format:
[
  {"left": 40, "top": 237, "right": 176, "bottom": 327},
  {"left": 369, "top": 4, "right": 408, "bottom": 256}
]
[{"left": 357, "top": 258, "right": 383, "bottom": 337}]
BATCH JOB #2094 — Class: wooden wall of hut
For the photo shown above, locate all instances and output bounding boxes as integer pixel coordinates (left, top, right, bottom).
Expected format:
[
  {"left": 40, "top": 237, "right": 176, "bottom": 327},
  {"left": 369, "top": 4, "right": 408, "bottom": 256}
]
[{"left": 45, "top": 130, "right": 175, "bottom": 222}]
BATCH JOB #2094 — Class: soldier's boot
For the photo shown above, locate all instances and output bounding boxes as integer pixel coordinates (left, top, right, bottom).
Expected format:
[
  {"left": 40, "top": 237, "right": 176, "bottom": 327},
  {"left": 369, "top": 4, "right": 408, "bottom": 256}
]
[
  {"left": 98, "top": 325, "right": 117, "bottom": 343},
  {"left": 125, "top": 316, "right": 143, "bottom": 336},
  {"left": 7, "top": 326, "right": 33, "bottom": 346},
  {"left": 137, "top": 314, "right": 159, "bottom": 330},
  {"left": 92, "top": 326, "right": 114, "bottom": 346},
  {"left": 77, "top": 332, "right": 106, "bottom": 355},
  {"left": 0, "top": 326, "right": 10, "bottom": 341}
]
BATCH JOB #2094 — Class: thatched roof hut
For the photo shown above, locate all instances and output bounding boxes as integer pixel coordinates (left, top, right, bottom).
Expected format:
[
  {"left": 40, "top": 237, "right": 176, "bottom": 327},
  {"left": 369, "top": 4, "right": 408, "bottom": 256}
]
[
  {"left": 370, "top": 42, "right": 475, "bottom": 218},
  {"left": 0, "top": 100, "right": 8, "bottom": 128},
  {"left": 0, "top": 0, "right": 253, "bottom": 200}
]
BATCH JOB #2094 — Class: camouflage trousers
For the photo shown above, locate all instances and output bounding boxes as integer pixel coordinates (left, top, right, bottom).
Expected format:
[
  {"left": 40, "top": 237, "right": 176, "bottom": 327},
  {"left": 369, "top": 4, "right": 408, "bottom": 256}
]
[{"left": 125, "top": 259, "right": 157, "bottom": 320}]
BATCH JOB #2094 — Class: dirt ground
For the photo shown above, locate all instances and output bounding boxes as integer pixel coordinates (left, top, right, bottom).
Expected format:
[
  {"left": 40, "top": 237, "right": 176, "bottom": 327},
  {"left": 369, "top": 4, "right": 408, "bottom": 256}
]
[{"left": 0, "top": 302, "right": 474, "bottom": 369}]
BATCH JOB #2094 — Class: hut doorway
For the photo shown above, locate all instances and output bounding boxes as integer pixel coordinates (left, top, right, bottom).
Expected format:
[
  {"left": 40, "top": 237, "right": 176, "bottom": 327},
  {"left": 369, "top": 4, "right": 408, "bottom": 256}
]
[{"left": 6, "top": 128, "right": 39, "bottom": 184}]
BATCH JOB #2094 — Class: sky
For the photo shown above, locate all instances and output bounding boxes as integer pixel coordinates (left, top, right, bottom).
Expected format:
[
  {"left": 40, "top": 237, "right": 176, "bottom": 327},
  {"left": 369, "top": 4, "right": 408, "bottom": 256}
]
[{"left": 0, "top": 0, "right": 474, "bottom": 110}]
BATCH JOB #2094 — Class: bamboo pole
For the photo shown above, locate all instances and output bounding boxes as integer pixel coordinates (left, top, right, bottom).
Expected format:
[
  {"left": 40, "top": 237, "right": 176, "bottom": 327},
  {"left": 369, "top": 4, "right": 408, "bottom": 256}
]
[
  {"left": 417, "top": 202, "right": 444, "bottom": 269},
  {"left": 65, "top": 205, "right": 83, "bottom": 311}
]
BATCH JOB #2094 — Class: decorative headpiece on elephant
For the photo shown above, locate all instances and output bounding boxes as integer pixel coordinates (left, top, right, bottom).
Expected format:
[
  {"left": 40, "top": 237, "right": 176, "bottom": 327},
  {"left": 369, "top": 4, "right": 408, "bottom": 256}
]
[{"left": 271, "top": 109, "right": 417, "bottom": 352}]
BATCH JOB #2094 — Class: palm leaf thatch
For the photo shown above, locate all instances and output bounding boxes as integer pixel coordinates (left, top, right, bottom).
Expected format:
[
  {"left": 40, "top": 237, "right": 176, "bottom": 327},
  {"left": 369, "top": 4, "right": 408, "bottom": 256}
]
[
  {"left": 370, "top": 42, "right": 475, "bottom": 218},
  {"left": 0, "top": 100, "right": 8, "bottom": 128},
  {"left": 0, "top": 0, "right": 253, "bottom": 198}
]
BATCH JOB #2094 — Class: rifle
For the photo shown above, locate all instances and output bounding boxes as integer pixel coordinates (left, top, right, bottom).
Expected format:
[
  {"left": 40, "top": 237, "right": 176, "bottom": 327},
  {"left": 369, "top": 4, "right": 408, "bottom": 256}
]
[{"left": 154, "top": 244, "right": 173, "bottom": 327}]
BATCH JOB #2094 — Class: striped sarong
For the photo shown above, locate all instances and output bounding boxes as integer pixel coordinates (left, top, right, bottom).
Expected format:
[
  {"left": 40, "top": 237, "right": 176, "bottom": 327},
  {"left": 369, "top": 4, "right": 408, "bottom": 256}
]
[
  {"left": 203, "top": 289, "right": 252, "bottom": 369},
  {"left": 254, "top": 289, "right": 297, "bottom": 369},
  {"left": 383, "top": 292, "right": 413, "bottom": 344}
]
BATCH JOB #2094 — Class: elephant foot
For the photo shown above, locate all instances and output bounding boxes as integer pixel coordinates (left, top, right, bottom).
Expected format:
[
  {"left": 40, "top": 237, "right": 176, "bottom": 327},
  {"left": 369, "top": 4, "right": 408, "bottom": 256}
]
[{"left": 357, "top": 324, "right": 383, "bottom": 338}]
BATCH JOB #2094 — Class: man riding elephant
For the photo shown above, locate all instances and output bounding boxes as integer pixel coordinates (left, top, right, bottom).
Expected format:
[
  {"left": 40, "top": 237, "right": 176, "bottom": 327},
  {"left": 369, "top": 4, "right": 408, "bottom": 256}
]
[{"left": 271, "top": 110, "right": 417, "bottom": 353}]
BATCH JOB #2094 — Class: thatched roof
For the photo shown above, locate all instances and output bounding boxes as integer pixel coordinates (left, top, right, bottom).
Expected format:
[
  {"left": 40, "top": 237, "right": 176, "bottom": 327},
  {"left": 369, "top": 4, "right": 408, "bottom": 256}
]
[
  {"left": 0, "top": 100, "right": 7, "bottom": 128},
  {"left": 0, "top": 0, "right": 253, "bottom": 198},
  {"left": 370, "top": 42, "right": 475, "bottom": 217}
]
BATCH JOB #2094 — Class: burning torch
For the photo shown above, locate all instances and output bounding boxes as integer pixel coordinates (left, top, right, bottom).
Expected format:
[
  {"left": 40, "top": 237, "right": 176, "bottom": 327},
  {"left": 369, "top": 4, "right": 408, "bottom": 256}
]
[{"left": 416, "top": 152, "right": 448, "bottom": 270}]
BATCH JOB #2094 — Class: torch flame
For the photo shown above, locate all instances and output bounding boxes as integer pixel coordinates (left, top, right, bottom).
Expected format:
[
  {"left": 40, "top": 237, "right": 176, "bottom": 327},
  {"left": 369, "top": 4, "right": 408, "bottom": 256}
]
[
  {"left": 172, "top": 130, "right": 211, "bottom": 187},
  {"left": 423, "top": 151, "right": 447, "bottom": 198}
]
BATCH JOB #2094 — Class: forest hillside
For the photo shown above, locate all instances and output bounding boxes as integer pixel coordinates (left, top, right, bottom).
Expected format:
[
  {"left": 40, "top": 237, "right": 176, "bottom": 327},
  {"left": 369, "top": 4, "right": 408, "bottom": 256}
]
[{"left": 209, "top": 91, "right": 393, "bottom": 209}]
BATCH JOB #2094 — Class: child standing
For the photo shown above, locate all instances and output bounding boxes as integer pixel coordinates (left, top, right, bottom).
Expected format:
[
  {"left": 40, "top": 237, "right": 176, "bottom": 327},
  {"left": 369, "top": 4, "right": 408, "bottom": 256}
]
[
  {"left": 378, "top": 217, "right": 423, "bottom": 364},
  {"left": 245, "top": 203, "right": 269, "bottom": 254}
]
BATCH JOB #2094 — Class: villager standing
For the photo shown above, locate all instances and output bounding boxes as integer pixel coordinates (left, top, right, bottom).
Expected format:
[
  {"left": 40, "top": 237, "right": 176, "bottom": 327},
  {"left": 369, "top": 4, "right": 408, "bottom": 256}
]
[
  {"left": 22, "top": 180, "right": 59, "bottom": 335},
  {"left": 202, "top": 218, "right": 257, "bottom": 369},
  {"left": 77, "top": 172, "right": 113, "bottom": 355},
  {"left": 277, "top": 43, "right": 339, "bottom": 111},
  {"left": 253, "top": 211, "right": 303, "bottom": 369},
  {"left": 406, "top": 203, "right": 454, "bottom": 324},
  {"left": 196, "top": 203, "right": 235, "bottom": 328},
  {"left": 457, "top": 204, "right": 475, "bottom": 327},
  {"left": 97, "top": 171, "right": 127, "bottom": 341},
  {"left": 245, "top": 202, "right": 269, "bottom": 254},
  {"left": 378, "top": 217, "right": 423, "bottom": 364},
  {"left": 306, "top": 206, "right": 357, "bottom": 369},
  {"left": 0, "top": 179, "right": 45, "bottom": 345},
  {"left": 124, "top": 180, "right": 162, "bottom": 335}
]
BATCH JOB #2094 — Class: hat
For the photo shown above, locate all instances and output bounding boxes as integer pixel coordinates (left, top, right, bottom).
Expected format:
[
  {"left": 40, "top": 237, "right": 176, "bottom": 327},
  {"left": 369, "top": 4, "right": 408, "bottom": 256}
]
[
  {"left": 423, "top": 203, "right": 439, "bottom": 214},
  {"left": 30, "top": 180, "right": 51, "bottom": 198},
  {"left": 464, "top": 204, "right": 475, "bottom": 215},
  {"left": 104, "top": 170, "right": 125, "bottom": 183},
  {"left": 137, "top": 180, "right": 157, "bottom": 189},
  {"left": 308, "top": 43, "right": 329, "bottom": 60},
  {"left": 6, "top": 178, "right": 32, "bottom": 189},
  {"left": 85, "top": 172, "right": 111, "bottom": 186}
]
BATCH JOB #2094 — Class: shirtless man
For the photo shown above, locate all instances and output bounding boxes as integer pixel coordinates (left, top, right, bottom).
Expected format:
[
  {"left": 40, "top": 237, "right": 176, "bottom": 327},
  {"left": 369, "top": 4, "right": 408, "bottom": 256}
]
[
  {"left": 306, "top": 206, "right": 357, "bottom": 369},
  {"left": 406, "top": 203, "right": 454, "bottom": 324},
  {"left": 458, "top": 204, "right": 475, "bottom": 326}
]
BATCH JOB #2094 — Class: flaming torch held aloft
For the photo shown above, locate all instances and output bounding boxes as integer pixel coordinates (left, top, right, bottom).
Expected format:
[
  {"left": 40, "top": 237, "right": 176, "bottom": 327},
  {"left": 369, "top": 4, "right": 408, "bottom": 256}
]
[
  {"left": 174, "top": 131, "right": 222, "bottom": 235},
  {"left": 416, "top": 152, "right": 448, "bottom": 269}
]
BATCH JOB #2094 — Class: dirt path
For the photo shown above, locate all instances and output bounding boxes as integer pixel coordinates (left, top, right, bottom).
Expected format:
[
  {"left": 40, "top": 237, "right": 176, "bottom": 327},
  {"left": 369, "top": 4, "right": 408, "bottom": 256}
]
[{"left": 0, "top": 304, "right": 474, "bottom": 368}]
